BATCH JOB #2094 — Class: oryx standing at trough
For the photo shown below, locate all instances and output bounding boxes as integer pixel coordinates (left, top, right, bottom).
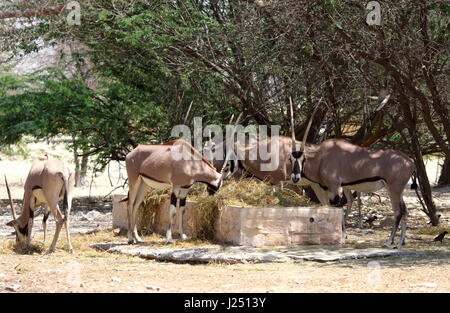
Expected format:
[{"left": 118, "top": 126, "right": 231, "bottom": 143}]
[
  {"left": 125, "top": 115, "right": 241, "bottom": 244},
  {"left": 208, "top": 134, "right": 319, "bottom": 187},
  {"left": 289, "top": 103, "right": 417, "bottom": 249},
  {"left": 5, "top": 159, "right": 75, "bottom": 253}
]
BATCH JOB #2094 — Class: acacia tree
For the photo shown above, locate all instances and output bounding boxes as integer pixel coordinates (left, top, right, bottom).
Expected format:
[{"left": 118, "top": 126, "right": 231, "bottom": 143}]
[
  {"left": 0, "top": 69, "right": 170, "bottom": 170},
  {"left": 1, "top": 0, "right": 448, "bottom": 224}
]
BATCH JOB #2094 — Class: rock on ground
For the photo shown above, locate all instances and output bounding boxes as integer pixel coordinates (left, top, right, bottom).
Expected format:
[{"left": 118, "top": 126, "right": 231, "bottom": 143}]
[{"left": 91, "top": 242, "right": 424, "bottom": 264}]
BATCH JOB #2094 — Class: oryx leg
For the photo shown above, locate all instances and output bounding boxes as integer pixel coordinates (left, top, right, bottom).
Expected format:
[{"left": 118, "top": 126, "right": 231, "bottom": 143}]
[
  {"left": 342, "top": 189, "right": 355, "bottom": 241},
  {"left": 356, "top": 192, "right": 363, "bottom": 228},
  {"left": 325, "top": 185, "right": 346, "bottom": 241},
  {"left": 63, "top": 189, "right": 74, "bottom": 253},
  {"left": 42, "top": 206, "right": 50, "bottom": 244},
  {"left": 178, "top": 188, "right": 189, "bottom": 241},
  {"left": 129, "top": 180, "right": 148, "bottom": 244},
  {"left": 384, "top": 188, "right": 405, "bottom": 248},
  {"left": 126, "top": 179, "right": 140, "bottom": 244},
  {"left": 47, "top": 205, "right": 65, "bottom": 253},
  {"left": 310, "top": 184, "right": 329, "bottom": 206},
  {"left": 343, "top": 189, "right": 354, "bottom": 221},
  {"left": 396, "top": 198, "right": 408, "bottom": 249},
  {"left": 26, "top": 196, "right": 37, "bottom": 248},
  {"left": 166, "top": 186, "right": 180, "bottom": 244}
]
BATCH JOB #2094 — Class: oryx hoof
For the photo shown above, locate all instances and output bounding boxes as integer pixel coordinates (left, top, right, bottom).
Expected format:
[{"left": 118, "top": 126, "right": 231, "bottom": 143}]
[
  {"left": 165, "top": 239, "right": 174, "bottom": 245},
  {"left": 382, "top": 242, "right": 392, "bottom": 248},
  {"left": 68, "top": 248, "right": 74, "bottom": 254},
  {"left": 46, "top": 248, "right": 55, "bottom": 255}
]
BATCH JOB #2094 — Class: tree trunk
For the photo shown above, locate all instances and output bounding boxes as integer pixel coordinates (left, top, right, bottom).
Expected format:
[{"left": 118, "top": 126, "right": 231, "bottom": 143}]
[
  {"left": 397, "top": 92, "right": 440, "bottom": 226},
  {"left": 79, "top": 154, "right": 89, "bottom": 186},
  {"left": 73, "top": 138, "right": 89, "bottom": 187},
  {"left": 75, "top": 154, "right": 88, "bottom": 187},
  {"left": 410, "top": 138, "right": 440, "bottom": 225},
  {"left": 73, "top": 143, "right": 81, "bottom": 187},
  {"left": 438, "top": 156, "right": 450, "bottom": 186}
]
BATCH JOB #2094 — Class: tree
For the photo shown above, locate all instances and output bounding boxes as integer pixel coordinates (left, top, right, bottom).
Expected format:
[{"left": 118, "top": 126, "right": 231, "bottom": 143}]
[
  {"left": 438, "top": 156, "right": 450, "bottom": 186},
  {"left": 1, "top": 1, "right": 448, "bottom": 224}
]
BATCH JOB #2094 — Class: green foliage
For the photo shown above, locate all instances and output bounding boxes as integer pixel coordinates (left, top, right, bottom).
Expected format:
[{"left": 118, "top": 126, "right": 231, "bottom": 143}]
[
  {"left": 0, "top": 0, "right": 448, "bottom": 173},
  {"left": 0, "top": 69, "right": 169, "bottom": 169}
]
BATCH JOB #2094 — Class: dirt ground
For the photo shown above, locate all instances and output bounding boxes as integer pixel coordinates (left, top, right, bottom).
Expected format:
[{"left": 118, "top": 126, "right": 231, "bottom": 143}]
[
  {"left": 0, "top": 140, "right": 449, "bottom": 293},
  {"left": 0, "top": 228, "right": 449, "bottom": 293}
]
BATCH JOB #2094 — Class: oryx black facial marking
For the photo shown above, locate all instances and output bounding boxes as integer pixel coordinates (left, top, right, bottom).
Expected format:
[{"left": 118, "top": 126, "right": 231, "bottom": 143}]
[
  {"left": 330, "top": 195, "right": 341, "bottom": 206},
  {"left": 197, "top": 181, "right": 220, "bottom": 195},
  {"left": 18, "top": 223, "right": 29, "bottom": 236},
  {"left": 207, "top": 184, "right": 219, "bottom": 195},
  {"left": 291, "top": 151, "right": 304, "bottom": 183}
]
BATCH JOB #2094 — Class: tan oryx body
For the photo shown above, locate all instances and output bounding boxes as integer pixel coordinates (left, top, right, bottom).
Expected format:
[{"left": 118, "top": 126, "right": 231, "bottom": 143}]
[
  {"left": 210, "top": 135, "right": 299, "bottom": 184},
  {"left": 291, "top": 138, "right": 417, "bottom": 249},
  {"left": 6, "top": 159, "right": 74, "bottom": 253},
  {"left": 210, "top": 135, "right": 335, "bottom": 203},
  {"left": 237, "top": 136, "right": 309, "bottom": 186},
  {"left": 125, "top": 139, "right": 232, "bottom": 244}
]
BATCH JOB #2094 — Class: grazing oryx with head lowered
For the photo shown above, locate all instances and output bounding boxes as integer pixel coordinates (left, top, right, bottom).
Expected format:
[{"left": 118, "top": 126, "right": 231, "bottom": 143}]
[
  {"left": 289, "top": 106, "right": 417, "bottom": 249},
  {"left": 125, "top": 115, "right": 241, "bottom": 244},
  {"left": 5, "top": 159, "right": 74, "bottom": 253}
]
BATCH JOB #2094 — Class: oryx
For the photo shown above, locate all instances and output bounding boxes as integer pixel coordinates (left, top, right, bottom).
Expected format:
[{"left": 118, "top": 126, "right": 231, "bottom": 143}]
[
  {"left": 289, "top": 106, "right": 417, "bottom": 249},
  {"left": 208, "top": 134, "right": 318, "bottom": 187},
  {"left": 125, "top": 116, "right": 241, "bottom": 244},
  {"left": 5, "top": 159, "right": 75, "bottom": 253}
]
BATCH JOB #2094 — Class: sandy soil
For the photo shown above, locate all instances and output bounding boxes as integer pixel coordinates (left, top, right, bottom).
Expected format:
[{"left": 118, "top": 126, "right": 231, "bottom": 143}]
[
  {"left": 0, "top": 140, "right": 449, "bottom": 293},
  {"left": 0, "top": 228, "right": 449, "bottom": 293}
]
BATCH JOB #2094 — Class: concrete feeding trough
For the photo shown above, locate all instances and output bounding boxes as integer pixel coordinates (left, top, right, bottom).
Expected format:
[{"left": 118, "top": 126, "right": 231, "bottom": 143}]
[{"left": 112, "top": 194, "right": 343, "bottom": 247}]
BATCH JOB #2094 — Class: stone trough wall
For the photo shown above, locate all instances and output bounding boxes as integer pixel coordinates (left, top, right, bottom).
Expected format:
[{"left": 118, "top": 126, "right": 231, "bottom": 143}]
[{"left": 112, "top": 194, "right": 343, "bottom": 247}]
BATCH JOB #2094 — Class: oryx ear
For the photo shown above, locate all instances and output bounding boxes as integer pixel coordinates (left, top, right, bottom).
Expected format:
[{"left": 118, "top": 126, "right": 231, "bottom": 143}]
[{"left": 6, "top": 220, "right": 17, "bottom": 227}]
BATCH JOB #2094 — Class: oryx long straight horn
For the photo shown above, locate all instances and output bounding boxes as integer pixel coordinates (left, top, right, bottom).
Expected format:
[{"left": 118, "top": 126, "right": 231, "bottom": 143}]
[
  {"left": 4, "top": 175, "right": 16, "bottom": 220},
  {"left": 220, "top": 112, "right": 243, "bottom": 174},
  {"left": 289, "top": 97, "right": 296, "bottom": 151},
  {"left": 300, "top": 99, "right": 321, "bottom": 152}
]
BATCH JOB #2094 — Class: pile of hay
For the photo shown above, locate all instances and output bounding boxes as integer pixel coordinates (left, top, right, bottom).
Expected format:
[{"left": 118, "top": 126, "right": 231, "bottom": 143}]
[
  {"left": 138, "top": 179, "right": 311, "bottom": 240},
  {"left": 139, "top": 188, "right": 170, "bottom": 235}
]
